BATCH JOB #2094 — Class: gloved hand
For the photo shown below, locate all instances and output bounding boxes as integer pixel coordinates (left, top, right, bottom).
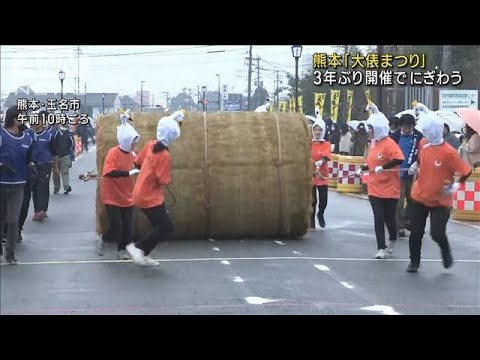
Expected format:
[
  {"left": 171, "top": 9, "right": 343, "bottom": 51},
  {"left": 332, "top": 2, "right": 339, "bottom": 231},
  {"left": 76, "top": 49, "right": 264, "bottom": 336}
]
[
  {"left": 120, "top": 111, "right": 130, "bottom": 124},
  {"left": 315, "top": 160, "right": 324, "bottom": 168},
  {"left": 355, "top": 168, "right": 363, "bottom": 176},
  {"left": 408, "top": 162, "right": 418, "bottom": 175},
  {"left": 375, "top": 166, "right": 383, "bottom": 174},
  {"left": 129, "top": 168, "right": 140, "bottom": 176},
  {"left": 443, "top": 182, "right": 461, "bottom": 195}
]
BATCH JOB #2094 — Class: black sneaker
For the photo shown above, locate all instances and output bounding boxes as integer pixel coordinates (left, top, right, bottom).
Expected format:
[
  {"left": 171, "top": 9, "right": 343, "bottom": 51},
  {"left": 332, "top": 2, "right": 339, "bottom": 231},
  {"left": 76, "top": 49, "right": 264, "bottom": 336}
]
[
  {"left": 2, "top": 237, "right": 6, "bottom": 244},
  {"left": 318, "top": 216, "right": 326, "bottom": 228},
  {"left": 53, "top": 189, "right": 59, "bottom": 194},
  {"left": 397, "top": 229, "right": 406, "bottom": 238},
  {"left": 17, "top": 232, "right": 22, "bottom": 243},
  {"left": 5, "top": 255, "right": 18, "bottom": 265},
  {"left": 64, "top": 186, "right": 72, "bottom": 195},
  {"left": 441, "top": 249, "right": 454, "bottom": 269},
  {"left": 406, "top": 262, "right": 419, "bottom": 273}
]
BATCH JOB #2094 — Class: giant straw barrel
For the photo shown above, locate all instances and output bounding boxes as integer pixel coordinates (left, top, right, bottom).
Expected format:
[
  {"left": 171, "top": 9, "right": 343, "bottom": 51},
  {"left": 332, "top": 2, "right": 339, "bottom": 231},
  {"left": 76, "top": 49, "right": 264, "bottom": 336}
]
[{"left": 96, "top": 111, "right": 312, "bottom": 240}]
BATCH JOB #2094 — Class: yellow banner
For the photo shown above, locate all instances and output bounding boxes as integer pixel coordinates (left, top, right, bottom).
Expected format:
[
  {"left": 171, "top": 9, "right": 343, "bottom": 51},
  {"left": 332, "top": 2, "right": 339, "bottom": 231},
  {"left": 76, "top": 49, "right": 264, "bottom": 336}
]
[
  {"left": 298, "top": 95, "right": 304, "bottom": 114},
  {"left": 330, "top": 89, "right": 340, "bottom": 122},
  {"left": 289, "top": 97, "right": 296, "bottom": 113},
  {"left": 279, "top": 101, "right": 287, "bottom": 112},
  {"left": 314, "top": 93, "right": 326, "bottom": 118},
  {"left": 365, "top": 89, "right": 373, "bottom": 115},
  {"left": 347, "top": 89, "right": 354, "bottom": 121}
]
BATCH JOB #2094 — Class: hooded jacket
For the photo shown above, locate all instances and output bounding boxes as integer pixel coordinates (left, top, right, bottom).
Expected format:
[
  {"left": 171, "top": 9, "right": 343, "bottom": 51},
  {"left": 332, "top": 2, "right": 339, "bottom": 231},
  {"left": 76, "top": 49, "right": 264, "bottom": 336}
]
[{"left": 311, "top": 119, "right": 331, "bottom": 186}]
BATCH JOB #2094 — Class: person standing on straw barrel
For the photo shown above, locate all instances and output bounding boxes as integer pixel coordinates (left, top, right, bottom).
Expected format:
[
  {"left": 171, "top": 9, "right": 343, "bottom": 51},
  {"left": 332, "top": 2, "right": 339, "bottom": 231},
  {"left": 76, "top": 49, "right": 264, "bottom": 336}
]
[
  {"left": 356, "top": 102, "right": 405, "bottom": 259},
  {"left": 311, "top": 118, "right": 331, "bottom": 229},
  {"left": 98, "top": 110, "right": 140, "bottom": 259},
  {"left": 127, "top": 117, "right": 181, "bottom": 266}
]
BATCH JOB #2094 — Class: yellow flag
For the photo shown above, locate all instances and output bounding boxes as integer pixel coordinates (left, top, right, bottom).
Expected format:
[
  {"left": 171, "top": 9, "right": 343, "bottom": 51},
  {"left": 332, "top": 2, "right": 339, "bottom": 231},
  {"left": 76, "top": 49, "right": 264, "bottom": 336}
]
[
  {"left": 314, "top": 93, "right": 326, "bottom": 117},
  {"left": 365, "top": 89, "right": 372, "bottom": 115},
  {"left": 330, "top": 89, "right": 340, "bottom": 122},
  {"left": 298, "top": 95, "right": 304, "bottom": 114},
  {"left": 347, "top": 89, "right": 354, "bottom": 121},
  {"left": 289, "top": 97, "right": 296, "bottom": 113},
  {"left": 279, "top": 101, "right": 287, "bottom": 112}
]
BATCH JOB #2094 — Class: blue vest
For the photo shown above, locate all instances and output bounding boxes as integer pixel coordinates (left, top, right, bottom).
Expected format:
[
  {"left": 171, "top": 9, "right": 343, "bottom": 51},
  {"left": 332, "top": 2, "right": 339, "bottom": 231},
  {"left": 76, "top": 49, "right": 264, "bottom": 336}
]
[
  {"left": 0, "top": 128, "right": 33, "bottom": 184},
  {"left": 33, "top": 130, "right": 54, "bottom": 164}
]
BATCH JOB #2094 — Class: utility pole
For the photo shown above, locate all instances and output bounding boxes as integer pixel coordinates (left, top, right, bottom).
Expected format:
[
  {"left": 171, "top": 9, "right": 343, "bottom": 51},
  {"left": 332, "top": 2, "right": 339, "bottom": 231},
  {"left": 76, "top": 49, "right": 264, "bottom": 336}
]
[
  {"left": 76, "top": 45, "right": 81, "bottom": 99},
  {"left": 188, "top": 88, "right": 192, "bottom": 111},
  {"left": 197, "top": 85, "right": 200, "bottom": 111},
  {"left": 276, "top": 70, "right": 280, "bottom": 108},
  {"left": 84, "top": 83, "right": 87, "bottom": 115},
  {"left": 74, "top": 77, "right": 77, "bottom": 94},
  {"left": 163, "top": 92, "right": 169, "bottom": 109},
  {"left": 256, "top": 57, "right": 261, "bottom": 108},
  {"left": 247, "top": 45, "right": 253, "bottom": 111}
]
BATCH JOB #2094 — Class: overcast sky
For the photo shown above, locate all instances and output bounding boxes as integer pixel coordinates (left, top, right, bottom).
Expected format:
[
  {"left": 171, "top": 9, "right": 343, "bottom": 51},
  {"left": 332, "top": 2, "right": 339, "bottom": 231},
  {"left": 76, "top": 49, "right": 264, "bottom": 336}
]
[{"left": 1, "top": 45, "right": 363, "bottom": 106}]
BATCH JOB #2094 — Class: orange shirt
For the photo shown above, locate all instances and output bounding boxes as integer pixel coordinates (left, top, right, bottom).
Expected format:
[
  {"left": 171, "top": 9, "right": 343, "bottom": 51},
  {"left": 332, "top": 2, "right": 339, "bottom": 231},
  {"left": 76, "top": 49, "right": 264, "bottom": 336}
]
[
  {"left": 133, "top": 149, "right": 172, "bottom": 209},
  {"left": 134, "top": 139, "right": 156, "bottom": 168},
  {"left": 411, "top": 142, "right": 472, "bottom": 208},
  {"left": 100, "top": 146, "right": 136, "bottom": 207},
  {"left": 311, "top": 141, "right": 331, "bottom": 186},
  {"left": 366, "top": 137, "right": 405, "bottom": 199},
  {"left": 417, "top": 137, "right": 428, "bottom": 160}
]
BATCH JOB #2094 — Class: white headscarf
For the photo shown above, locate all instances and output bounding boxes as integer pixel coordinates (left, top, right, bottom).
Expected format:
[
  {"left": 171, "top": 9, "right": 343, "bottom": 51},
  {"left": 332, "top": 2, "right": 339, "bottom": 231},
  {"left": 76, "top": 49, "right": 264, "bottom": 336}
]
[
  {"left": 415, "top": 106, "right": 444, "bottom": 146},
  {"left": 157, "top": 118, "right": 180, "bottom": 147},
  {"left": 365, "top": 102, "right": 389, "bottom": 141},
  {"left": 117, "top": 111, "right": 140, "bottom": 152},
  {"left": 312, "top": 119, "right": 326, "bottom": 141}
]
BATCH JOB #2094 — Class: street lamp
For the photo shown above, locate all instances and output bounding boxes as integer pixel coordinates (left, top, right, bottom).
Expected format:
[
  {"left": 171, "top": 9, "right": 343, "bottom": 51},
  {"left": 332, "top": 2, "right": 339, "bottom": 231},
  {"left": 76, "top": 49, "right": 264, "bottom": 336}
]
[
  {"left": 201, "top": 86, "right": 207, "bottom": 111},
  {"left": 291, "top": 45, "right": 303, "bottom": 113},
  {"left": 58, "top": 70, "right": 65, "bottom": 99},
  {"left": 216, "top": 74, "right": 221, "bottom": 111},
  {"left": 102, "top": 94, "right": 105, "bottom": 114},
  {"left": 140, "top": 81, "right": 145, "bottom": 111}
]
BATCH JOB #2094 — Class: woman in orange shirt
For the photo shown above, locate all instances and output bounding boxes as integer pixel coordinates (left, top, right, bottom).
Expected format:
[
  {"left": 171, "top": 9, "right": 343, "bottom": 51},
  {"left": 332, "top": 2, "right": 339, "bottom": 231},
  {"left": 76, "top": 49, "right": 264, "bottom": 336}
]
[
  {"left": 358, "top": 103, "right": 405, "bottom": 259},
  {"left": 99, "top": 113, "right": 140, "bottom": 259},
  {"left": 311, "top": 119, "right": 331, "bottom": 229},
  {"left": 127, "top": 118, "right": 181, "bottom": 266},
  {"left": 406, "top": 111, "right": 472, "bottom": 273}
]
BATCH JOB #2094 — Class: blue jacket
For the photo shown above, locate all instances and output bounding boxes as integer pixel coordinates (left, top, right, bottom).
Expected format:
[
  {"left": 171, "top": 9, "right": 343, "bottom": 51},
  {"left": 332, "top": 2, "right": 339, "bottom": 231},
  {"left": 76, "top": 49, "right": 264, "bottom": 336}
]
[{"left": 0, "top": 128, "right": 34, "bottom": 184}]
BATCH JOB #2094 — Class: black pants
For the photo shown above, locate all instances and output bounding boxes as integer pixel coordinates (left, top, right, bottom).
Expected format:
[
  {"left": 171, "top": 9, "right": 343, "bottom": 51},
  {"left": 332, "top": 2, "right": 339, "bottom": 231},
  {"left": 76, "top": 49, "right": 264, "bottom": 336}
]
[
  {"left": 409, "top": 201, "right": 451, "bottom": 266},
  {"left": 19, "top": 179, "right": 32, "bottom": 231},
  {"left": 136, "top": 203, "right": 174, "bottom": 256},
  {"left": 369, "top": 196, "right": 398, "bottom": 250},
  {"left": 32, "top": 163, "right": 52, "bottom": 213},
  {"left": 0, "top": 184, "right": 24, "bottom": 257},
  {"left": 311, "top": 185, "right": 328, "bottom": 227},
  {"left": 102, "top": 205, "right": 133, "bottom": 251}
]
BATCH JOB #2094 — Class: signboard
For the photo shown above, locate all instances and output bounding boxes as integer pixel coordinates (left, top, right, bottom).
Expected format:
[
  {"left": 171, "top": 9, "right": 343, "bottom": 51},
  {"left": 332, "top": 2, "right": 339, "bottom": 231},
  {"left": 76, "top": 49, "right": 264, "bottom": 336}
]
[
  {"left": 439, "top": 90, "right": 478, "bottom": 111},
  {"left": 224, "top": 100, "right": 241, "bottom": 111}
]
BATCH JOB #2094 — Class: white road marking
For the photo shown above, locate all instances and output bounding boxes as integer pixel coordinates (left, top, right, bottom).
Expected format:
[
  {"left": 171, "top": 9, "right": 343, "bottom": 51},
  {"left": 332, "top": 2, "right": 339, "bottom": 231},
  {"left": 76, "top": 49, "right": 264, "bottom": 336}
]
[
  {"left": 233, "top": 276, "right": 244, "bottom": 283},
  {"left": 212, "top": 247, "right": 220, "bottom": 251},
  {"left": 244, "top": 297, "right": 283, "bottom": 305},
  {"left": 220, "top": 260, "right": 230, "bottom": 265},
  {"left": 2, "top": 256, "right": 478, "bottom": 266},
  {"left": 340, "top": 282, "right": 354, "bottom": 289},
  {"left": 314, "top": 264, "right": 330, "bottom": 271},
  {"left": 274, "top": 241, "right": 286, "bottom": 246},
  {"left": 361, "top": 305, "right": 401, "bottom": 315}
]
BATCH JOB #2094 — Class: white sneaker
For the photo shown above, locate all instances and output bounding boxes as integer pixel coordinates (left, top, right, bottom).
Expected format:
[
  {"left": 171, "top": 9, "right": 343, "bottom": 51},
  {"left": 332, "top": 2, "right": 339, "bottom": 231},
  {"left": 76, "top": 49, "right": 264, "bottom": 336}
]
[
  {"left": 375, "top": 249, "right": 387, "bottom": 259},
  {"left": 96, "top": 238, "right": 105, "bottom": 256},
  {"left": 143, "top": 256, "right": 160, "bottom": 267},
  {"left": 386, "top": 241, "right": 396, "bottom": 254},
  {"left": 117, "top": 250, "right": 130, "bottom": 260},
  {"left": 126, "top": 243, "right": 146, "bottom": 265}
]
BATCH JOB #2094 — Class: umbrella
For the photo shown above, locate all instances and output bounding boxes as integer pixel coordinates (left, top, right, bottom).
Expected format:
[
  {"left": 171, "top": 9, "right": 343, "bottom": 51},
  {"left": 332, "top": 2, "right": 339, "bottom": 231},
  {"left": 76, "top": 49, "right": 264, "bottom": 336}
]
[
  {"left": 347, "top": 120, "right": 367, "bottom": 131},
  {"left": 455, "top": 108, "right": 480, "bottom": 134},
  {"left": 395, "top": 109, "right": 415, "bottom": 118},
  {"left": 435, "top": 110, "right": 464, "bottom": 133}
]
